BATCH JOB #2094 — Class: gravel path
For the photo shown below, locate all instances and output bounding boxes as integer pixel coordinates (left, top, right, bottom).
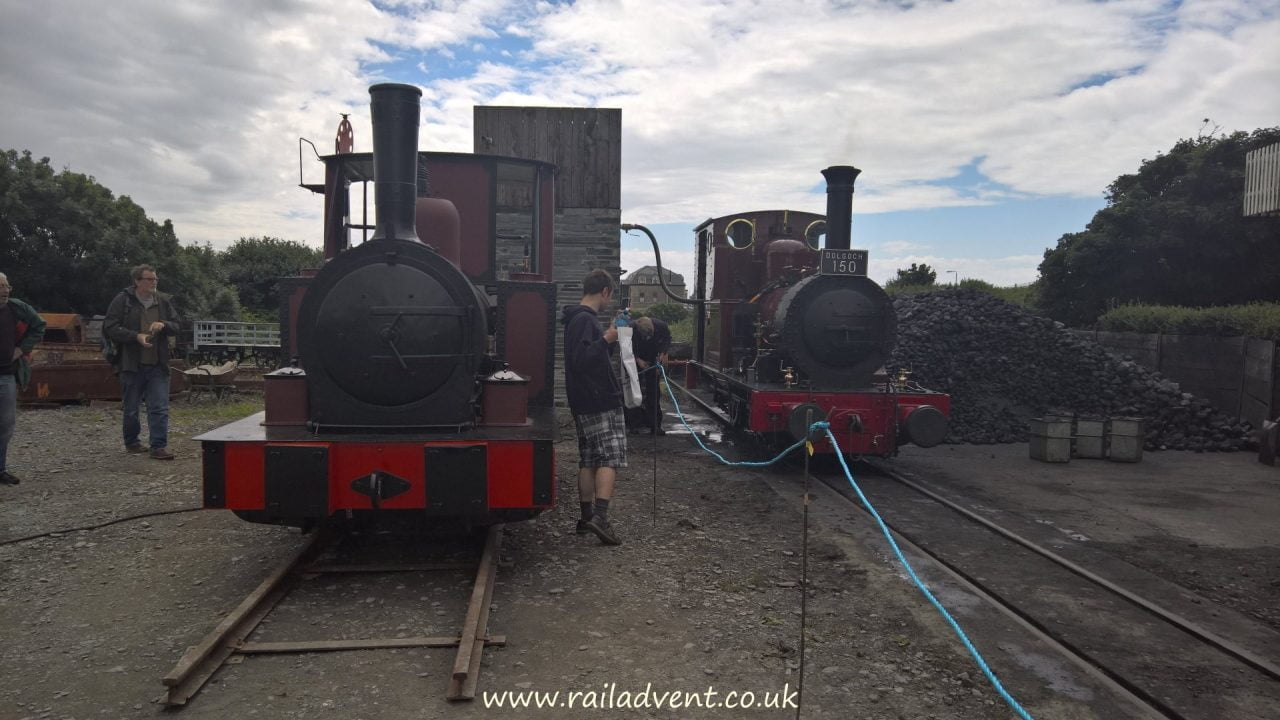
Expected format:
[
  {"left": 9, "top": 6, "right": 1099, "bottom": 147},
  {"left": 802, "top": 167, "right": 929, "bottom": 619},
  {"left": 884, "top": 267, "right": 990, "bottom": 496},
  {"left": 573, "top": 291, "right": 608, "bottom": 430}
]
[{"left": 0, "top": 400, "right": 1096, "bottom": 719}]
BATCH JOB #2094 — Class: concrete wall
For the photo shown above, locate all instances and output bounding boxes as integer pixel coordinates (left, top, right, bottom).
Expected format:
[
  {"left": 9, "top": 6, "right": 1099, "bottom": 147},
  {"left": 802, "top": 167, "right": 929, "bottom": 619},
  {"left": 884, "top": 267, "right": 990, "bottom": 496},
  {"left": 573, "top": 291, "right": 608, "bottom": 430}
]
[{"left": 1074, "top": 330, "right": 1279, "bottom": 428}]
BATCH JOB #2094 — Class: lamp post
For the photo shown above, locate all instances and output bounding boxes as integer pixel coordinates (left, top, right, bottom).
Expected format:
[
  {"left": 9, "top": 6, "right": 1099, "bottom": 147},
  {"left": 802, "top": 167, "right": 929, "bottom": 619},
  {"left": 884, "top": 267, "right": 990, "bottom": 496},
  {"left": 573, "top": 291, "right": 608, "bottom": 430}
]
[{"left": 947, "top": 270, "right": 958, "bottom": 286}]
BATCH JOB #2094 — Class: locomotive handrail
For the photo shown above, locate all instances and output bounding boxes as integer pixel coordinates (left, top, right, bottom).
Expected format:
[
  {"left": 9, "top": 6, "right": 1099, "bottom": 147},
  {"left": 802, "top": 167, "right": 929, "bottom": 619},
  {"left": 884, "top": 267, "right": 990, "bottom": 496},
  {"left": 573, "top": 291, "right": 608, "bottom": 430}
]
[
  {"left": 620, "top": 223, "right": 704, "bottom": 306},
  {"left": 297, "top": 137, "right": 322, "bottom": 188}
]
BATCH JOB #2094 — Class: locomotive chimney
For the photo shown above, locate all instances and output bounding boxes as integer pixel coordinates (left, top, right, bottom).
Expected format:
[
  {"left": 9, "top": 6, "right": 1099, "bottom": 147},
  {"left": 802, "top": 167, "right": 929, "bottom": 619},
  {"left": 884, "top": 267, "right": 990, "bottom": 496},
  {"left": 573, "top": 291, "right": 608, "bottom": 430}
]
[
  {"left": 821, "top": 165, "right": 861, "bottom": 250},
  {"left": 369, "top": 83, "right": 422, "bottom": 243}
]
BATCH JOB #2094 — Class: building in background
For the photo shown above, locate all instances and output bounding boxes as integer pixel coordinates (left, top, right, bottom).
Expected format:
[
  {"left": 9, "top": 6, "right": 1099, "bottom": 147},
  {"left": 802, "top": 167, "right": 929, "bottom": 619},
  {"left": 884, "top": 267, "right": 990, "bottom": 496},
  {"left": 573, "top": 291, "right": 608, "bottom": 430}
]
[{"left": 621, "top": 265, "right": 686, "bottom": 312}]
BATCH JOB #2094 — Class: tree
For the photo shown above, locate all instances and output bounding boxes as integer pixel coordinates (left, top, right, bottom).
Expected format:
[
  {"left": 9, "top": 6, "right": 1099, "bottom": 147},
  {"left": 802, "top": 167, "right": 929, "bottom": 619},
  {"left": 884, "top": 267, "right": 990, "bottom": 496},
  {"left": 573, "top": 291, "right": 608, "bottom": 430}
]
[
  {"left": 169, "top": 243, "right": 241, "bottom": 320},
  {"left": 221, "top": 236, "right": 323, "bottom": 317},
  {"left": 1037, "top": 128, "right": 1280, "bottom": 325},
  {"left": 884, "top": 262, "right": 937, "bottom": 291},
  {"left": 0, "top": 150, "right": 183, "bottom": 314},
  {"left": 639, "top": 302, "right": 689, "bottom": 324}
]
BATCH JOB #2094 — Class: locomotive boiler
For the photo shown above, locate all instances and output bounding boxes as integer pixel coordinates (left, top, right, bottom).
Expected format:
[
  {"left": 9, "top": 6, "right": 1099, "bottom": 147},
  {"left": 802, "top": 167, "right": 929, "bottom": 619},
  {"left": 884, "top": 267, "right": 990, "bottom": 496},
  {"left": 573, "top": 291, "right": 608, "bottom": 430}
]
[
  {"left": 195, "top": 83, "right": 560, "bottom": 529},
  {"left": 677, "top": 166, "right": 950, "bottom": 457}
]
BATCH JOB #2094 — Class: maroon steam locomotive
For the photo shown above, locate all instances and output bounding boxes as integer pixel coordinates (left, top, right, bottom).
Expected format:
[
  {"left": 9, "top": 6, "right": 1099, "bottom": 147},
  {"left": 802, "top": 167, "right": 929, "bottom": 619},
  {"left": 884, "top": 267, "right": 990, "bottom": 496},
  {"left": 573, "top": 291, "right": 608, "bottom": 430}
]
[
  {"left": 677, "top": 167, "right": 950, "bottom": 458},
  {"left": 197, "top": 84, "right": 558, "bottom": 529}
]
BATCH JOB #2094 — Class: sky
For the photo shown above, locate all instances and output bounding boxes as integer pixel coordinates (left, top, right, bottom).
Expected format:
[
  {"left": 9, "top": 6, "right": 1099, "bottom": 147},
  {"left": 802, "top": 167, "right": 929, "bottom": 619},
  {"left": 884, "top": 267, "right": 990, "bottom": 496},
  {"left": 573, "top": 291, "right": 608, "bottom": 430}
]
[{"left": 2, "top": 0, "right": 1278, "bottom": 287}]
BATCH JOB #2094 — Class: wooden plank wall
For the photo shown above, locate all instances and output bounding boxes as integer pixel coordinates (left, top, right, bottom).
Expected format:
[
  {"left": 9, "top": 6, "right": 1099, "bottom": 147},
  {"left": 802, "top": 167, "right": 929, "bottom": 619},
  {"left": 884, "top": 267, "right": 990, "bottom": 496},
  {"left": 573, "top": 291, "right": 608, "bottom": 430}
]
[
  {"left": 474, "top": 107, "right": 621, "bottom": 210},
  {"left": 474, "top": 107, "right": 624, "bottom": 409}
]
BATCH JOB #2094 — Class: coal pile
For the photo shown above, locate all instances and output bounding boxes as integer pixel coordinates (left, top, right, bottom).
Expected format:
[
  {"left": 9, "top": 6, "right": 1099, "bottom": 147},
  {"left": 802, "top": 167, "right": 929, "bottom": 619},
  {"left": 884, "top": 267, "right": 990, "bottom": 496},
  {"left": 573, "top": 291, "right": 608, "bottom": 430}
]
[{"left": 889, "top": 289, "right": 1253, "bottom": 452}]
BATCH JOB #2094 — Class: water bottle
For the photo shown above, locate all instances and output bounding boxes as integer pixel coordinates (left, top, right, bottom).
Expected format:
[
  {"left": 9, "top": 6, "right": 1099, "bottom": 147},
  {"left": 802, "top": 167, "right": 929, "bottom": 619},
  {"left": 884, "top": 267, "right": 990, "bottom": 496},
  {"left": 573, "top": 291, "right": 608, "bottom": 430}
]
[{"left": 614, "top": 309, "right": 630, "bottom": 328}]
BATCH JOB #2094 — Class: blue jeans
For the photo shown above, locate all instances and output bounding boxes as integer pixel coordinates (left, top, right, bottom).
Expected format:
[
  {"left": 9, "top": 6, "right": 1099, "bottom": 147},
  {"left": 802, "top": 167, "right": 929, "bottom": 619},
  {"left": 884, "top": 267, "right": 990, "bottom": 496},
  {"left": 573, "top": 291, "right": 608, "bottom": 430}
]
[
  {"left": 0, "top": 374, "right": 15, "bottom": 471},
  {"left": 121, "top": 364, "right": 170, "bottom": 450}
]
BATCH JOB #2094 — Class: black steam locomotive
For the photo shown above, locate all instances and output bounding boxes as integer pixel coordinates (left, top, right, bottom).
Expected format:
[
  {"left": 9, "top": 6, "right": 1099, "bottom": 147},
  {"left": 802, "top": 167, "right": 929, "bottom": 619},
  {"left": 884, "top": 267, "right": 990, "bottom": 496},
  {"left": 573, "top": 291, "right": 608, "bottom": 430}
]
[{"left": 196, "top": 84, "right": 560, "bottom": 529}]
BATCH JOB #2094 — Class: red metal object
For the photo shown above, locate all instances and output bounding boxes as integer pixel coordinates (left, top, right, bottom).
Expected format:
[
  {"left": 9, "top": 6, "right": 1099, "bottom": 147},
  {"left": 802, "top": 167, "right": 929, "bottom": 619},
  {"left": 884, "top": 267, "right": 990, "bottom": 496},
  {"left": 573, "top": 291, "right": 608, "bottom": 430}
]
[
  {"left": 213, "top": 438, "right": 551, "bottom": 514},
  {"left": 415, "top": 196, "right": 461, "bottom": 267},
  {"left": 223, "top": 443, "right": 266, "bottom": 509},
  {"left": 22, "top": 358, "right": 185, "bottom": 403},
  {"left": 481, "top": 370, "right": 529, "bottom": 427},
  {"left": 744, "top": 386, "right": 950, "bottom": 456},
  {"left": 263, "top": 368, "right": 308, "bottom": 426},
  {"left": 40, "top": 314, "right": 84, "bottom": 343},
  {"left": 335, "top": 114, "right": 353, "bottom": 154},
  {"left": 496, "top": 286, "right": 551, "bottom": 402}
]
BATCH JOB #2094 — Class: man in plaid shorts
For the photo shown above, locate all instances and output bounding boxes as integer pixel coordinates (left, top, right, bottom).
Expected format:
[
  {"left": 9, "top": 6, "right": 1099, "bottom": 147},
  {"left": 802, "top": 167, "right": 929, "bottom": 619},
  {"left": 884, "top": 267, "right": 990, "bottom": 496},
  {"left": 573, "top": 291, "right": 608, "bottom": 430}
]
[{"left": 561, "top": 269, "right": 626, "bottom": 545}]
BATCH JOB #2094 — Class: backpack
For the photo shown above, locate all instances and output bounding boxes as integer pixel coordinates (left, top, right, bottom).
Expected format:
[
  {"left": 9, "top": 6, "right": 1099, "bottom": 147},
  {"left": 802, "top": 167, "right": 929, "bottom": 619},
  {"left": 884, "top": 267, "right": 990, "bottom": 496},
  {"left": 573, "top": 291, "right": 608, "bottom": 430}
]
[
  {"left": 100, "top": 294, "right": 129, "bottom": 366},
  {"left": 101, "top": 331, "right": 119, "bottom": 366}
]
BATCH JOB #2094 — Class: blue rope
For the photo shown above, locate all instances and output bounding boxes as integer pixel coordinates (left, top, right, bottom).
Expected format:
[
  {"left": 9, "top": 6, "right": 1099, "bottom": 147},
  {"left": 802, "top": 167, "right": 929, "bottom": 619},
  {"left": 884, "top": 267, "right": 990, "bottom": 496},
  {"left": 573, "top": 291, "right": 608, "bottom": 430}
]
[
  {"left": 648, "top": 363, "right": 1035, "bottom": 720},
  {"left": 643, "top": 363, "right": 804, "bottom": 466}
]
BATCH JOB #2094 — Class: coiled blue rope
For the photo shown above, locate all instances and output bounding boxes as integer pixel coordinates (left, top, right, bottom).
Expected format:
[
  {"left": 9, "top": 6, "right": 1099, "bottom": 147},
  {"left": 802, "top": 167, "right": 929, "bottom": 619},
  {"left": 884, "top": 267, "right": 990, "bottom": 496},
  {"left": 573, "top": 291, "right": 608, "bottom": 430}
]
[{"left": 649, "top": 363, "right": 1036, "bottom": 720}]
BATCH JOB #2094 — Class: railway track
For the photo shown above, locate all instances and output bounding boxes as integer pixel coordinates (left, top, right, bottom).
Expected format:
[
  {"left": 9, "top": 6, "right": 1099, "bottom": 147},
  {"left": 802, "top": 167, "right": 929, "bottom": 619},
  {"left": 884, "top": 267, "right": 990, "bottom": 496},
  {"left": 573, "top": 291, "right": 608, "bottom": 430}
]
[
  {"left": 161, "top": 523, "right": 505, "bottom": 706},
  {"left": 669, "top": 382, "right": 1280, "bottom": 719}
]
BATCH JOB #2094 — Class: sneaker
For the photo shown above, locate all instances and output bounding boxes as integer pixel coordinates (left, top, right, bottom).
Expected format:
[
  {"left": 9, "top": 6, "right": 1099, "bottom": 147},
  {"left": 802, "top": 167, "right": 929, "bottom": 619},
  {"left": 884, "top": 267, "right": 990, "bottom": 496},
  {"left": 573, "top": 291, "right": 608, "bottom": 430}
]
[
  {"left": 126, "top": 444, "right": 146, "bottom": 454},
  {"left": 0, "top": 470, "right": 19, "bottom": 486},
  {"left": 575, "top": 519, "right": 592, "bottom": 535},
  {"left": 584, "top": 516, "right": 622, "bottom": 546},
  {"left": 150, "top": 448, "right": 175, "bottom": 460}
]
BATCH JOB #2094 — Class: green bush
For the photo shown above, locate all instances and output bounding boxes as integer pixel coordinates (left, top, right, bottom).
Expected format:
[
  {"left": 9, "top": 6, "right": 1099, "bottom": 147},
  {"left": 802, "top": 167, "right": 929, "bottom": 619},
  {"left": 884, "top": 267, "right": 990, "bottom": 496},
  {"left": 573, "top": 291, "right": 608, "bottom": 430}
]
[
  {"left": 1098, "top": 302, "right": 1280, "bottom": 338},
  {"left": 883, "top": 282, "right": 938, "bottom": 297},
  {"left": 883, "top": 279, "right": 1037, "bottom": 308}
]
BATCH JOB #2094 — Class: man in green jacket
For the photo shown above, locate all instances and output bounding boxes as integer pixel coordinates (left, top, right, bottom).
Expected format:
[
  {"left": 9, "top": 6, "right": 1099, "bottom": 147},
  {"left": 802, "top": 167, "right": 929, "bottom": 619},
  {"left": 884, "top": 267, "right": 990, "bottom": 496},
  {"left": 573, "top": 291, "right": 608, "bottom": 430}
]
[
  {"left": 0, "top": 272, "right": 47, "bottom": 485},
  {"left": 103, "top": 264, "right": 182, "bottom": 460}
]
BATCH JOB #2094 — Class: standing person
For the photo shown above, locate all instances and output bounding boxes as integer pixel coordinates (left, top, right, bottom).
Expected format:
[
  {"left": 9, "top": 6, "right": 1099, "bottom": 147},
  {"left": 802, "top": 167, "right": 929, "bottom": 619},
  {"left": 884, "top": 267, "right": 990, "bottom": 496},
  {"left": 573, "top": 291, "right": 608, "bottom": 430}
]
[
  {"left": 561, "top": 268, "right": 626, "bottom": 545},
  {"left": 0, "top": 272, "right": 47, "bottom": 486},
  {"left": 103, "top": 264, "right": 181, "bottom": 460},
  {"left": 629, "top": 316, "right": 671, "bottom": 435}
]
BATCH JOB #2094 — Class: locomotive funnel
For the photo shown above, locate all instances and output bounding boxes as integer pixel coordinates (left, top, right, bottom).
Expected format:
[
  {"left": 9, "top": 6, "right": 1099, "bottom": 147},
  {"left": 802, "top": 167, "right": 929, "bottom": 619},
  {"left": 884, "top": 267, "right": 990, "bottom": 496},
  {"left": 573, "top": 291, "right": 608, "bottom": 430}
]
[
  {"left": 369, "top": 83, "right": 423, "bottom": 242},
  {"left": 821, "top": 165, "right": 861, "bottom": 250}
]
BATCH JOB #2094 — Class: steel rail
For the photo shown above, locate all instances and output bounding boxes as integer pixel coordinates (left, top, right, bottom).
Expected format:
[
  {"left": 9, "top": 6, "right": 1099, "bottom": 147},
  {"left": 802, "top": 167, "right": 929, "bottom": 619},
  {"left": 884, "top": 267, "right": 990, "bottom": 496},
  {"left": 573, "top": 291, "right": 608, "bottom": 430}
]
[
  {"left": 666, "top": 383, "right": 1277, "bottom": 717},
  {"left": 807, "top": 471, "right": 1179, "bottom": 720},
  {"left": 867, "top": 462, "right": 1280, "bottom": 684}
]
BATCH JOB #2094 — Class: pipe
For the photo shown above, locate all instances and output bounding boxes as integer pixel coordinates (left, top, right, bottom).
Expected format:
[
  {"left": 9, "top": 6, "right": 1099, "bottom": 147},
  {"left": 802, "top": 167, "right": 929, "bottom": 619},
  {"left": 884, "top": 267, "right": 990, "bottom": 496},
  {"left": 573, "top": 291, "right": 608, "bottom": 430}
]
[
  {"left": 619, "top": 224, "right": 704, "bottom": 306},
  {"left": 368, "top": 83, "right": 422, "bottom": 242},
  {"left": 821, "top": 165, "right": 861, "bottom": 250}
]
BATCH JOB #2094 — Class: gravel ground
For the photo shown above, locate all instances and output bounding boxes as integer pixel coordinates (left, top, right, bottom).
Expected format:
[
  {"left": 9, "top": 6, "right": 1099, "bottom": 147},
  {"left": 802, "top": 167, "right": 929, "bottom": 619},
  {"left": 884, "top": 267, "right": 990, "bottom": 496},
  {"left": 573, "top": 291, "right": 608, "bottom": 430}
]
[{"left": 1, "top": 398, "right": 1098, "bottom": 720}]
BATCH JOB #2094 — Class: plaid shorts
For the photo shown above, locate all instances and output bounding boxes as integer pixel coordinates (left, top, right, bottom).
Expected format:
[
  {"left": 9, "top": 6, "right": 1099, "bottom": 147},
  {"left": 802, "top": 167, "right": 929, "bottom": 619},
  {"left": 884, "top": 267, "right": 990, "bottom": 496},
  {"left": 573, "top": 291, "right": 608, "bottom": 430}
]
[{"left": 574, "top": 407, "right": 628, "bottom": 469}]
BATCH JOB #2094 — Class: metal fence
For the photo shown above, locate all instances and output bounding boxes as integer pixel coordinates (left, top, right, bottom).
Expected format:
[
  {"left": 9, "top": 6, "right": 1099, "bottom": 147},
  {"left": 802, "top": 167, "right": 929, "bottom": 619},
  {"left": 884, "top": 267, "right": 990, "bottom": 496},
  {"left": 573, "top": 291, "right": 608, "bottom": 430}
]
[
  {"left": 1244, "top": 142, "right": 1280, "bottom": 217},
  {"left": 193, "top": 321, "right": 280, "bottom": 349}
]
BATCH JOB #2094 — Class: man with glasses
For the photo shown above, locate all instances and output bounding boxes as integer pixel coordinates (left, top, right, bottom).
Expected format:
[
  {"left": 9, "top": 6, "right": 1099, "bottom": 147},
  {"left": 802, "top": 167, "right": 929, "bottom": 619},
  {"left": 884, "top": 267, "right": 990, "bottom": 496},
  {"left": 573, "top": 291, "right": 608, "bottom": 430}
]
[
  {"left": 103, "top": 264, "right": 182, "bottom": 460},
  {"left": 0, "top": 272, "right": 47, "bottom": 485}
]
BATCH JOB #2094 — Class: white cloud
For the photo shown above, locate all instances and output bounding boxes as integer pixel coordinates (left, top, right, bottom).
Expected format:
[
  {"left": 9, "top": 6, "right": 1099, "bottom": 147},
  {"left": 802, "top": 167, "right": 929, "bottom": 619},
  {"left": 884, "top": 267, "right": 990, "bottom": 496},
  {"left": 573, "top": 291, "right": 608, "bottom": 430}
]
[
  {"left": 1, "top": 0, "right": 1276, "bottom": 294},
  {"left": 872, "top": 254, "right": 1044, "bottom": 287}
]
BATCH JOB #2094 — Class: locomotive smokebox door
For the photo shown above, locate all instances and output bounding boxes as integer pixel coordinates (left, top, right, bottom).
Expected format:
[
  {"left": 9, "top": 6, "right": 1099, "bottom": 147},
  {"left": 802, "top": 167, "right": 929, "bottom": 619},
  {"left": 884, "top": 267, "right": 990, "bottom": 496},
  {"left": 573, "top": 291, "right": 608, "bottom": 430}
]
[{"left": 298, "top": 241, "right": 487, "bottom": 428}]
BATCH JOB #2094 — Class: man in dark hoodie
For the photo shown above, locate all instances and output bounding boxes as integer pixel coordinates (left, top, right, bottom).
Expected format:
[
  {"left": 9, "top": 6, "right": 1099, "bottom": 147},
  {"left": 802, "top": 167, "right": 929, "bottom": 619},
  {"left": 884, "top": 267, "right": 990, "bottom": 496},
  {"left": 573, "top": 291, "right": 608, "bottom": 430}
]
[
  {"left": 562, "top": 268, "right": 625, "bottom": 545},
  {"left": 628, "top": 316, "right": 671, "bottom": 435},
  {"left": 103, "top": 264, "right": 182, "bottom": 460}
]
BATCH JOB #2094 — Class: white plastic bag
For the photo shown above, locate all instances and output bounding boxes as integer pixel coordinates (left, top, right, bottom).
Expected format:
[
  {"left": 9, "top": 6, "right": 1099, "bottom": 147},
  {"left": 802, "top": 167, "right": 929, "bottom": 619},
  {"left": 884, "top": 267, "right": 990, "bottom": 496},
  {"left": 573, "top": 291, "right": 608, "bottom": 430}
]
[{"left": 618, "top": 325, "right": 643, "bottom": 408}]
